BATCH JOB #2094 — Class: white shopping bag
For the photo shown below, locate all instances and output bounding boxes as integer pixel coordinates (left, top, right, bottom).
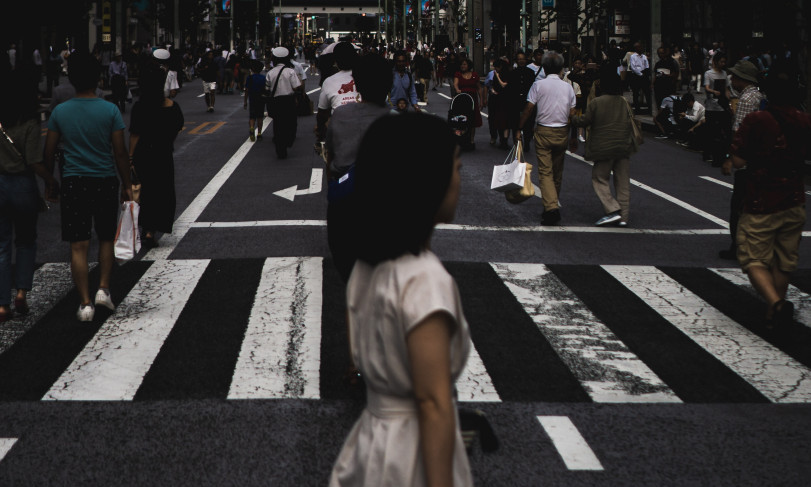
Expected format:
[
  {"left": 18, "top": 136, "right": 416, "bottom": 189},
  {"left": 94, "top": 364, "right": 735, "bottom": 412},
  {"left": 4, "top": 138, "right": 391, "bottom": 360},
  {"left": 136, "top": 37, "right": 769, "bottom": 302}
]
[
  {"left": 491, "top": 145, "right": 527, "bottom": 192},
  {"left": 114, "top": 201, "right": 141, "bottom": 263}
]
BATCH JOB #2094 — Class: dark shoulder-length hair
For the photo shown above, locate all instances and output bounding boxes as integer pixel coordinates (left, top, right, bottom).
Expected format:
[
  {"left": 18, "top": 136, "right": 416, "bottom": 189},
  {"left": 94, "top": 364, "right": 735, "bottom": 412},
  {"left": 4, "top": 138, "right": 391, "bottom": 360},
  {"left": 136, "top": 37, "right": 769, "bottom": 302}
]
[
  {"left": 353, "top": 113, "right": 457, "bottom": 265},
  {"left": 137, "top": 62, "right": 168, "bottom": 108}
]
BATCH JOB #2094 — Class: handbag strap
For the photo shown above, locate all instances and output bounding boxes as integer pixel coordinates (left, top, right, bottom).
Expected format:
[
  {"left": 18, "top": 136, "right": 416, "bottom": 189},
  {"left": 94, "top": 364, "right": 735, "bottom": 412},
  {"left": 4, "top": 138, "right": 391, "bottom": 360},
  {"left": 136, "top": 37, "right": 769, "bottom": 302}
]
[
  {"left": 501, "top": 142, "right": 517, "bottom": 165},
  {"left": 270, "top": 66, "right": 285, "bottom": 97},
  {"left": 0, "top": 122, "right": 24, "bottom": 160}
]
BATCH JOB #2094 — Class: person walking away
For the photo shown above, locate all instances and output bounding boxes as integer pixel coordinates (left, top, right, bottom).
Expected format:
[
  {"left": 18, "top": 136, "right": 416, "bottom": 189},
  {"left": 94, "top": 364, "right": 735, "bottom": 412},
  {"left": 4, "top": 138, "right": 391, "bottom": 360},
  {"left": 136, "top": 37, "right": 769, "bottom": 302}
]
[
  {"left": 198, "top": 50, "right": 218, "bottom": 112},
  {"left": 413, "top": 52, "right": 433, "bottom": 103},
  {"left": 718, "top": 60, "right": 765, "bottom": 260},
  {"left": 109, "top": 53, "right": 128, "bottom": 113},
  {"left": 329, "top": 113, "right": 473, "bottom": 487},
  {"left": 0, "top": 69, "right": 58, "bottom": 322},
  {"left": 570, "top": 66, "right": 637, "bottom": 227},
  {"left": 315, "top": 43, "right": 359, "bottom": 149},
  {"left": 485, "top": 58, "right": 511, "bottom": 149},
  {"left": 128, "top": 62, "right": 184, "bottom": 248},
  {"left": 452, "top": 58, "right": 483, "bottom": 150},
  {"left": 265, "top": 47, "right": 302, "bottom": 159},
  {"left": 152, "top": 48, "right": 179, "bottom": 98},
  {"left": 390, "top": 50, "right": 421, "bottom": 113},
  {"left": 730, "top": 64, "right": 811, "bottom": 329},
  {"left": 518, "top": 51, "right": 576, "bottom": 226},
  {"left": 702, "top": 52, "right": 731, "bottom": 165},
  {"left": 628, "top": 43, "right": 651, "bottom": 114},
  {"left": 244, "top": 60, "right": 267, "bottom": 142},
  {"left": 43, "top": 51, "right": 132, "bottom": 322},
  {"left": 508, "top": 51, "right": 539, "bottom": 148},
  {"left": 687, "top": 43, "right": 705, "bottom": 93}
]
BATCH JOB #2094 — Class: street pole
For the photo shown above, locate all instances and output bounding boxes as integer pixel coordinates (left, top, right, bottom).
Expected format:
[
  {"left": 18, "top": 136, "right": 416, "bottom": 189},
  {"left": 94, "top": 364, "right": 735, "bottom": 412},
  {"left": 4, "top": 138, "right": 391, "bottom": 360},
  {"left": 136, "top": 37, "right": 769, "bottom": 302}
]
[
  {"left": 230, "top": 0, "right": 235, "bottom": 51},
  {"left": 403, "top": 0, "right": 407, "bottom": 48},
  {"left": 256, "top": 0, "right": 259, "bottom": 47},
  {"left": 210, "top": 0, "right": 216, "bottom": 46},
  {"left": 378, "top": 0, "right": 381, "bottom": 44},
  {"left": 174, "top": 0, "right": 179, "bottom": 48},
  {"left": 434, "top": 0, "right": 439, "bottom": 46},
  {"left": 521, "top": 0, "right": 526, "bottom": 52}
]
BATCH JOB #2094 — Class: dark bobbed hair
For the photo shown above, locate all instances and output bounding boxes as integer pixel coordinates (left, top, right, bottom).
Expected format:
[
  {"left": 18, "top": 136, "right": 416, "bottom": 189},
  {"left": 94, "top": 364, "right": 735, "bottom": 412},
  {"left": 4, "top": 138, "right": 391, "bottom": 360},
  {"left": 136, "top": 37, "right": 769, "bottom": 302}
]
[
  {"left": 353, "top": 54, "right": 392, "bottom": 106},
  {"left": 599, "top": 62, "right": 622, "bottom": 95},
  {"left": 353, "top": 113, "right": 457, "bottom": 265},
  {"left": 682, "top": 92, "right": 695, "bottom": 104},
  {"left": 334, "top": 42, "right": 357, "bottom": 70},
  {"left": 68, "top": 51, "right": 101, "bottom": 92},
  {"left": 0, "top": 69, "right": 38, "bottom": 126},
  {"left": 137, "top": 62, "right": 168, "bottom": 108},
  {"left": 762, "top": 61, "right": 801, "bottom": 106}
]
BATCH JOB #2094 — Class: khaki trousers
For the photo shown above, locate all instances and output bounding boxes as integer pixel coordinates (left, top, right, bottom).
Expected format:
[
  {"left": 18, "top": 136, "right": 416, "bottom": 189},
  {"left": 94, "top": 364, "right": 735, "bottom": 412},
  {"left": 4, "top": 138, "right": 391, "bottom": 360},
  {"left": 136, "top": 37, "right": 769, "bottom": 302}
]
[
  {"left": 533, "top": 125, "right": 570, "bottom": 211},
  {"left": 592, "top": 158, "right": 630, "bottom": 222}
]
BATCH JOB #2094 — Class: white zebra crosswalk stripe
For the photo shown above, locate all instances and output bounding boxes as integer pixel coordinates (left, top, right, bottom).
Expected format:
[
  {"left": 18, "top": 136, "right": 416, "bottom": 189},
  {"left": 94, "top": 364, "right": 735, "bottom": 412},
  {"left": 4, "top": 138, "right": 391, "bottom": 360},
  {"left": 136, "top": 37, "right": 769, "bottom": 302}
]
[
  {"left": 492, "top": 263, "right": 680, "bottom": 403},
  {"left": 710, "top": 267, "right": 811, "bottom": 330},
  {"left": 1, "top": 263, "right": 85, "bottom": 355},
  {"left": 456, "top": 343, "right": 501, "bottom": 402},
  {"left": 604, "top": 265, "right": 811, "bottom": 403},
  {"left": 229, "top": 257, "right": 323, "bottom": 399},
  {"left": 43, "top": 260, "right": 209, "bottom": 401},
  {"left": 0, "top": 438, "right": 17, "bottom": 463}
]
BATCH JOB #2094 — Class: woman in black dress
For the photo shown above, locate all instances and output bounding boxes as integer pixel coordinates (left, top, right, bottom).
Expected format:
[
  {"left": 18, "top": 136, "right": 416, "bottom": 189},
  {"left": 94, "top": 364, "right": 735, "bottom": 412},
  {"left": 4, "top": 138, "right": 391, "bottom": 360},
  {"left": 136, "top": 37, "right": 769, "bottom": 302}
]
[{"left": 128, "top": 62, "right": 184, "bottom": 247}]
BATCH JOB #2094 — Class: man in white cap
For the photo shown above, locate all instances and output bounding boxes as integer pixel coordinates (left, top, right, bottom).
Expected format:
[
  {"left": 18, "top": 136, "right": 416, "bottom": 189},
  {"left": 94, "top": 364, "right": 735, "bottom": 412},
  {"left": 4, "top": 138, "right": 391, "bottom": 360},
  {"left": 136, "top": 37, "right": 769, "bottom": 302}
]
[
  {"left": 265, "top": 47, "right": 303, "bottom": 158},
  {"left": 153, "top": 48, "right": 179, "bottom": 98}
]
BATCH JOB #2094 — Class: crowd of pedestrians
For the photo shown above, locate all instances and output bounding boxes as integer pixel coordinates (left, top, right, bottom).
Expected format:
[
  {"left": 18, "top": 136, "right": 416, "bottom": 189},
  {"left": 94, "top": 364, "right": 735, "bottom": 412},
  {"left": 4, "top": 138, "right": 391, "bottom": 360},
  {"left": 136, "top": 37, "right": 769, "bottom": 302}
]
[{"left": 1, "top": 34, "right": 810, "bottom": 486}]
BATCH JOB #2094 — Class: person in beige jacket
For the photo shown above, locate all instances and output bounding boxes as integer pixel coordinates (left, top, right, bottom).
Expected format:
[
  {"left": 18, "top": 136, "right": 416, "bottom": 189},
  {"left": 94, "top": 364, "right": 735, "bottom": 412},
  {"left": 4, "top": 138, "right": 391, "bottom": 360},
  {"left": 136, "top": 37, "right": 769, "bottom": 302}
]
[{"left": 571, "top": 65, "right": 638, "bottom": 226}]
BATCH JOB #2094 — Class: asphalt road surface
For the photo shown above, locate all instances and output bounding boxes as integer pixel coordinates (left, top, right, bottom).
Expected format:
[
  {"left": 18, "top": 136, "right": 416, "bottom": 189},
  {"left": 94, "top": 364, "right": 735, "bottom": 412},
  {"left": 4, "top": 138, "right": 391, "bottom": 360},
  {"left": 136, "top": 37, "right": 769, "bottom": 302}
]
[{"left": 1, "top": 67, "right": 810, "bottom": 486}]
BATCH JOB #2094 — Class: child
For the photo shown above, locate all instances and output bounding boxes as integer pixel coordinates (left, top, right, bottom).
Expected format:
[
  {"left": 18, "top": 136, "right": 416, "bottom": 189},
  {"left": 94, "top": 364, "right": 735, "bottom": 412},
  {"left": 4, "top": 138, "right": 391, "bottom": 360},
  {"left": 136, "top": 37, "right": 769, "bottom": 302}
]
[
  {"left": 243, "top": 60, "right": 266, "bottom": 141},
  {"left": 395, "top": 97, "right": 409, "bottom": 113}
]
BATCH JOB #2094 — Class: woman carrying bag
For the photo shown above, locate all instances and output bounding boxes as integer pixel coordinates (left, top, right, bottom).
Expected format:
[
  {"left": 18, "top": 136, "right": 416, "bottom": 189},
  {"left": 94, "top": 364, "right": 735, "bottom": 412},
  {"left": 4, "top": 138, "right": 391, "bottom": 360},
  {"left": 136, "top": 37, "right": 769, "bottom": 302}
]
[
  {"left": 570, "top": 64, "right": 638, "bottom": 227},
  {"left": 0, "top": 70, "right": 58, "bottom": 322}
]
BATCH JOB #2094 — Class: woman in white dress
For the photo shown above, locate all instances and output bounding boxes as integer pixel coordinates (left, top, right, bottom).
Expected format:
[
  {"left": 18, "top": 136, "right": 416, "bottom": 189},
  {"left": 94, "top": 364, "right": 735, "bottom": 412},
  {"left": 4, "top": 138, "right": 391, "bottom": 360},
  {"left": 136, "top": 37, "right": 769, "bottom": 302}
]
[{"left": 330, "top": 113, "right": 473, "bottom": 487}]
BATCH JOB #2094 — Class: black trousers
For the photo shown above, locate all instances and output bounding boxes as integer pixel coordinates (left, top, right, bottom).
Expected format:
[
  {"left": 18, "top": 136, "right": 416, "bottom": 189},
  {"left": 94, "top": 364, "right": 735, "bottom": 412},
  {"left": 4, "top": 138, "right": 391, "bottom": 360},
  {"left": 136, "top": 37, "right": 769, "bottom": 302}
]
[
  {"left": 702, "top": 111, "right": 731, "bottom": 163},
  {"left": 630, "top": 74, "right": 651, "bottom": 112},
  {"left": 269, "top": 95, "right": 298, "bottom": 157}
]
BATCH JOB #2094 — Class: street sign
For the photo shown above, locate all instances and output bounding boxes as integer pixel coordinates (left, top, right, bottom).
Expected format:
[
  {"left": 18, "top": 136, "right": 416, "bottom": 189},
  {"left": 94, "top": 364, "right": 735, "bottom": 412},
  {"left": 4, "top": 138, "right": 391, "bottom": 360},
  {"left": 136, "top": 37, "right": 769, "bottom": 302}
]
[{"left": 542, "top": 0, "right": 555, "bottom": 8}]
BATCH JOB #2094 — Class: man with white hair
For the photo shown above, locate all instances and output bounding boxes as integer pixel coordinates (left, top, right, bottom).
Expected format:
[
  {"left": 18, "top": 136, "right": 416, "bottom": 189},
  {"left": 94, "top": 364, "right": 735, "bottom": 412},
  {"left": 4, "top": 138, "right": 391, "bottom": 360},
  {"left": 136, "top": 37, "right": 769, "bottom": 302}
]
[{"left": 518, "top": 51, "right": 576, "bottom": 226}]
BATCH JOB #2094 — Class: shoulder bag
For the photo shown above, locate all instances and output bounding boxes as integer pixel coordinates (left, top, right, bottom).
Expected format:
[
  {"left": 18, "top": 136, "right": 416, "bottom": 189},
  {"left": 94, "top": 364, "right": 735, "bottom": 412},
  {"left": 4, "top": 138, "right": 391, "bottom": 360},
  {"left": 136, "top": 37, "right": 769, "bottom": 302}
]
[{"left": 623, "top": 99, "right": 644, "bottom": 147}]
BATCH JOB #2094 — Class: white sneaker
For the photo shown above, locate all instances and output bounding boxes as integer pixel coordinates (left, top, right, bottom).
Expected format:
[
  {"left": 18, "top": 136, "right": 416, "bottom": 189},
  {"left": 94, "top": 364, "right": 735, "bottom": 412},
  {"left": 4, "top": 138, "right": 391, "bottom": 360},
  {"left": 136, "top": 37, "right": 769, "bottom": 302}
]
[
  {"left": 578, "top": 135, "right": 586, "bottom": 143},
  {"left": 94, "top": 288, "right": 115, "bottom": 311},
  {"left": 76, "top": 304, "right": 95, "bottom": 322}
]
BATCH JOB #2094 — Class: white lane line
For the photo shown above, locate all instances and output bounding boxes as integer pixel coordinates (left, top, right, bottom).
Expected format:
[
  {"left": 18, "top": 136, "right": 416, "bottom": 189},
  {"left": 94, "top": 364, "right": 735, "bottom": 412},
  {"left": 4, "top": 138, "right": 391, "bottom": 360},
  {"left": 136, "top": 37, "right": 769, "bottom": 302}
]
[
  {"left": 604, "top": 265, "right": 811, "bottom": 403},
  {"left": 0, "top": 263, "right": 89, "bottom": 355},
  {"left": 0, "top": 438, "right": 18, "bottom": 462},
  {"left": 710, "top": 268, "right": 811, "bottom": 330},
  {"left": 567, "top": 151, "right": 729, "bottom": 228},
  {"left": 702, "top": 175, "right": 811, "bottom": 197},
  {"left": 189, "top": 219, "right": 727, "bottom": 235},
  {"left": 492, "top": 263, "right": 679, "bottom": 403},
  {"left": 537, "top": 416, "right": 604, "bottom": 471},
  {"left": 700, "top": 175, "right": 733, "bottom": 189},
  {"left": 456, "top": 343, "right": 501, "bottom": 402},
  {"left": 43, "top": 260, "right": 209, "bottom": 401},
  {"left": 229, "top": 257, "right": 322, "bottom": 399},
  {"left": 307, "top": 87, "right": 321, "bottom": 95},
  {"left": 143, "top": 119, "right": 271, "bottom": 261}
]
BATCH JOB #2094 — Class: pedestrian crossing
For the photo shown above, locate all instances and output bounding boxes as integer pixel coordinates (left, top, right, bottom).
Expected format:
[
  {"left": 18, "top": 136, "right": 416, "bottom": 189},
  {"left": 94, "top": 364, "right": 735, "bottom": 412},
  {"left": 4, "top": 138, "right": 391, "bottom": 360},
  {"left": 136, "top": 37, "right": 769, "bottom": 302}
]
[{"left": 3, "top": 258, "right": 811, "bottom": 405}]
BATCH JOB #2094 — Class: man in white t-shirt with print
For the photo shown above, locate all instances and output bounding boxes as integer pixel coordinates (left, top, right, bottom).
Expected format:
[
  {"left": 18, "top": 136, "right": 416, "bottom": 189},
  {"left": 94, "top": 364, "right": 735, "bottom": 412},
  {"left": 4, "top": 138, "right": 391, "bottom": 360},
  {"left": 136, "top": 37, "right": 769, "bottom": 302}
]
[
  {"left": 517, "top": 51, "right": 576, "bottom": 226},
  {"left": 316, "top": 42, "right": 359, "bottom": 145}
]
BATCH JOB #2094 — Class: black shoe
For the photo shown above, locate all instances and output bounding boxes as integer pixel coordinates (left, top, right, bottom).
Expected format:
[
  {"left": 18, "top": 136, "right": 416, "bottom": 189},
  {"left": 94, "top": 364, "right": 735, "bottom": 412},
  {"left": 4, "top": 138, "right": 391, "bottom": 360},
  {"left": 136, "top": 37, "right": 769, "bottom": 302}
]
[
  {"left": 541, "top": 209, "right": 561, "bottom": 226},
  {"left": 718, "top": 249, "right": 737, "bottom": 260},
  {"left": 768, "top": 300, "right": 795, "bottom": 330}
]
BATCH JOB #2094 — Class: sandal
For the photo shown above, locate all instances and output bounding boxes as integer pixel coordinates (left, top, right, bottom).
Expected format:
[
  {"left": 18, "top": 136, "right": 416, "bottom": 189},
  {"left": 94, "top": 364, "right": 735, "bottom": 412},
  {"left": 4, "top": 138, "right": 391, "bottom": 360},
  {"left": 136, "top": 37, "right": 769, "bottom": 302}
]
[
  {"left": 0, "top": 307, "right": 11, "bottom": 323},
  {"left": 769, "top": 299, "right": 794, "bottom": 330}
]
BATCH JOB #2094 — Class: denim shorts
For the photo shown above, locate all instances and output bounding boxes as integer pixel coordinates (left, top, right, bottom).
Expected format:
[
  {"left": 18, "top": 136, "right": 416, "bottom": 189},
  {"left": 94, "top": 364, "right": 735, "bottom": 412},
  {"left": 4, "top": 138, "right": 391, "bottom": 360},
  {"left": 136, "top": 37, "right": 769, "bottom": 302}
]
[{"left": 60, "top": 176, "right": 119, "bottom": 242}]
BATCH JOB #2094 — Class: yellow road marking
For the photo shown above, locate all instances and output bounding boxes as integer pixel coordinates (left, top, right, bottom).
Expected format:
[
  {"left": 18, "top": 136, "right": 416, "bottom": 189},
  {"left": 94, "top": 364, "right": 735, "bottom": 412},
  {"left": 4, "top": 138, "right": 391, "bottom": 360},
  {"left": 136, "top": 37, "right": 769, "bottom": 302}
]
[{"left": 187, "top": 121, "right": 225, "bottom": 135}]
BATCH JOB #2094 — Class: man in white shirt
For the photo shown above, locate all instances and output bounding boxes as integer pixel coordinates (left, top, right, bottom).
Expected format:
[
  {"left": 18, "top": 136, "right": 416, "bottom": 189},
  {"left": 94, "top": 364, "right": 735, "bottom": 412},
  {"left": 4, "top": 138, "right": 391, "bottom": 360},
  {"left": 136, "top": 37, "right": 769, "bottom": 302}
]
[
  {"left": 628, "top": 42, "right": 651, "bottom": 114},
  {"left": 526, "top": 48, "right": 547, "bottom": 81},
  {"left": 265, "top": 47, "right": 303, "bottom": 159},
  {"left": 517, "top": 51, "right": 576, "bottom": 226}
]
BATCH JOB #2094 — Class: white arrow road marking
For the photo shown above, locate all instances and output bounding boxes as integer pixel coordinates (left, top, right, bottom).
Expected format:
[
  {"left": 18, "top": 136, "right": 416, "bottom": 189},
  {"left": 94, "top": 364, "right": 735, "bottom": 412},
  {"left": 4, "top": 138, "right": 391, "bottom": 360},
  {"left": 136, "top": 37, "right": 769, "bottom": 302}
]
[
  {"left": 273, "top": 168, "right": 323, "bottom": 201},
  {"left": 0, "top": 438, "right": 18, "bottom": 463}
]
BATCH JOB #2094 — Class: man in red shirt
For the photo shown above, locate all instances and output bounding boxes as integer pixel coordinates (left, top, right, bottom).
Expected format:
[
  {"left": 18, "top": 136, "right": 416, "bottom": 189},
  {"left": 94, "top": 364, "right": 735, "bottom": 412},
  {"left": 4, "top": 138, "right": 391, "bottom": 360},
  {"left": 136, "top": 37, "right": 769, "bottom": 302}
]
[{"left": 731, "top": 64, "right": 811, "bottom": 329}]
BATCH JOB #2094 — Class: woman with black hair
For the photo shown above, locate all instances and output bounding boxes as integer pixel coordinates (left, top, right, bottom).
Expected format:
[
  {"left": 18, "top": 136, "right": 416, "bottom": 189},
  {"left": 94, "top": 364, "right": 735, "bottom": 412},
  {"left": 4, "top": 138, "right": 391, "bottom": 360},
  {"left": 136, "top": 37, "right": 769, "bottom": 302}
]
[
  {"left": 330, "top": 113, "right": 473, "bottom": 487},
  {"left": 0, "top": 69, "right": 57, "bottom": 322},
  {"left": 128, "top": 61, "right": 184, "bottom": 247},
  {"left": 571, "top": 65, "right": 638, "bottom": 227}
]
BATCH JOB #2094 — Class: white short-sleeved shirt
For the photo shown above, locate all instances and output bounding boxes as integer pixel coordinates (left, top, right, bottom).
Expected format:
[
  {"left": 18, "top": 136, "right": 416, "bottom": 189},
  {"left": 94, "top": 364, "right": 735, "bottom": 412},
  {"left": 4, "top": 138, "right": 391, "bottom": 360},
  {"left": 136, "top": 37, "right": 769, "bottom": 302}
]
[
  {"left": 331, "top": 250, "right": 473, "bottom": 487},
  {"left": 265, "top": 65, "right": 301, "bottom": 97},
  {"left": 318, "top": 70, "right": 359, "bottom": 111},
  {"left": 527, "top": 74, "right": 576, "bottom": 127}
]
